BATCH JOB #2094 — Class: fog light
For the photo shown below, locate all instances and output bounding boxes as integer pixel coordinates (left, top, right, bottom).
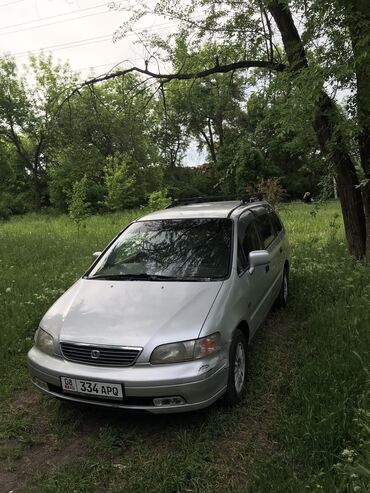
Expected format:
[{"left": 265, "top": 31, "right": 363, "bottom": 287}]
[
  {"left": 32, "top": 376, "right": 49, "bottom": 391},
  {"left": 153, "top": 396, "right": 186, "bottom": 407}
]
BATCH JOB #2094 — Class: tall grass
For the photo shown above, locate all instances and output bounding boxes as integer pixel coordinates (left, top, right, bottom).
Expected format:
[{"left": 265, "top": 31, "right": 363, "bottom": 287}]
[{"left": 250, "top": 202, "right": 370, "bottom": 492}]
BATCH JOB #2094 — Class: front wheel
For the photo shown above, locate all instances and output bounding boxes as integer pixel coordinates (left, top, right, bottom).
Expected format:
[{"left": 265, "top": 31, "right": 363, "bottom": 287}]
[
  {"left": 275, "top": 268, "right": 289, "bottom": 308},
  {"left": 222, "top": 329, "right": 248, "bottom": 406}
]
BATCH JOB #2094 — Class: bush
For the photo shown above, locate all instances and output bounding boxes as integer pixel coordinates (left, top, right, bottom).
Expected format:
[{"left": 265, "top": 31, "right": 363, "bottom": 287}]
[
  {"left": 147, "top": 190, "right": 171, "bottom": 210},
  {"left": 68, "top": 175, "right": 91, "bottom": 230},
  {"left": 0, "top": 191, "right": 31, "bottom": 219},
  {"left": 246, "top": 176, "right": 288, "bottom": 206},
  {"left": 0, "top": 204, "right": 11, "bottom": 220},
  {"left": 103, "top": 153, "right": 139, "bottom": 210}
]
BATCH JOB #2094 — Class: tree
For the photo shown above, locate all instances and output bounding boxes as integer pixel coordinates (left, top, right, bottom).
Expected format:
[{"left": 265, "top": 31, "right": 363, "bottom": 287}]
[
  {"left": 303, "top": 0, "right": 370, "bottom": 256},
  {"left": 78, "top": 0, "right": 370, "bottom": 259},
  {"left": 49, "top": 73, "right": 162, "bottom": 211},
  {"left": 267, "top": 0, "right": 365, "bottom": 259},
  {"left": 0, "top": 54, "right": 76, "bottom": 209},
  {"left": 0, "top": 139, "right": 31, "bottom": 218},
  {"left": 345, "top": 0, "right": 370, "bottom": 259},
  {"left": 164, "top": 40, "right": 247, "bottom": 170},
  {"left": 151, "top": 81, "right": 190, "bottom": 168}
]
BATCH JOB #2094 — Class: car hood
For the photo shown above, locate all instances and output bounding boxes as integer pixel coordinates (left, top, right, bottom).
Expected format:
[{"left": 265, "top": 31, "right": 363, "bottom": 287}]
[{"left": 40, "top": 279, "right": 223, "bottom": 351}]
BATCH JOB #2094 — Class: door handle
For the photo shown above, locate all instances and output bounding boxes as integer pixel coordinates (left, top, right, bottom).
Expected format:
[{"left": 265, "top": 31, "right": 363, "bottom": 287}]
[{"left": 265, "top": 265, "right": 270, "bottom": 273}]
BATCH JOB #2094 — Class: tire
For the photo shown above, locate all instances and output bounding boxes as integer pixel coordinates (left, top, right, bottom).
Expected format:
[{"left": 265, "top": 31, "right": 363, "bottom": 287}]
[
  {"left": 275, "top": 267, "right": 289, "bottom": 308},
  {"left": 222, "top": 329, "right": 248, "bottom": 406}
]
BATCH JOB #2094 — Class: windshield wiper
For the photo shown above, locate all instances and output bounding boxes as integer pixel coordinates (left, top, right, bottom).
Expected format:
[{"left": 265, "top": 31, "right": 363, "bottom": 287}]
[{"left": 89, "top": 273, "right": 179, "bottom": 281}]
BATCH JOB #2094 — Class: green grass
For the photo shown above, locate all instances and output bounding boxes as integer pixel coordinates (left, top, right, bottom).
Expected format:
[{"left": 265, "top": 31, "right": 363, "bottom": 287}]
[{"left": 0, "top": 201, "right": 369, "bottom": 492}]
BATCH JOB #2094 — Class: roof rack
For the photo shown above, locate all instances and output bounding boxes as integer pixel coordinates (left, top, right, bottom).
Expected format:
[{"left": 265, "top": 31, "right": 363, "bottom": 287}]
[{"left": 166, "top": 194, "right": 263, "bottom": 208}]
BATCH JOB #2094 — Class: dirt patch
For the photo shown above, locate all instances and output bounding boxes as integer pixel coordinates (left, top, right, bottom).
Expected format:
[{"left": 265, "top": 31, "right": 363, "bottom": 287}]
[
  {"left": 6, "top": 391, "right": 40, "bottom": 414},
  {"left": 0, "top": 436, "right": 87, "bottom": 493},
  {"left": 0, "top": 389, "right": 89, "bottom": 492}
]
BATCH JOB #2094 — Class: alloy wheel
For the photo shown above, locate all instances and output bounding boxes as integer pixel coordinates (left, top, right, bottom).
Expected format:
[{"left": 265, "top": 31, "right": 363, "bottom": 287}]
[{"left": 234, "top": 341, "right": 246, "bottom": 394}]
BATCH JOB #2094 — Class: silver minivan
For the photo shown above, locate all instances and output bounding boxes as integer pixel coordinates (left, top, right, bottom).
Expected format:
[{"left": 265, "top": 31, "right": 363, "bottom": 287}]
[{"left": 28, "top": 197, "right": 290, "bottom": 413}]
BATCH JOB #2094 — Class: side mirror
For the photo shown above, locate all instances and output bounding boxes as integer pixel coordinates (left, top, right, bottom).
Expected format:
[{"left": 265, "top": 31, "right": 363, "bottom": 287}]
[
  {"left": 248, "top": 250, "right": 270, "bottom": 274},
  {"left": 92, "top": 251, "right": 102, "bottom": 262}
]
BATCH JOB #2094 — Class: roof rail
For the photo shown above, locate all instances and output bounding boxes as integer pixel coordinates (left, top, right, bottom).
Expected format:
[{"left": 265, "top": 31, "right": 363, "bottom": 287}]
[
  {"left": 240, "top": 193, "right": 263, "bottom": 203},
  {"left": 166, "top": 194, "right": 263, "bottom": 208}
]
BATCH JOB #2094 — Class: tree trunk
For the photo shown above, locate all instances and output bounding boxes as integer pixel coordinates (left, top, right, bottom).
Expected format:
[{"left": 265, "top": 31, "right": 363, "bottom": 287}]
[
  {"left": 268, "top": 0, "right": 367, "bottom": 259},
  {"left": 200, "top": 120, "right": 218, "bottom": 165},
  {"left": 33, "top": 170, "right": 41, "bottom": 210},
  {"left": 344, "top": 0, "right": 370, "bottom": 260},
  {"left": 314, "top": 92, "right": 366, "bottom": 258}
]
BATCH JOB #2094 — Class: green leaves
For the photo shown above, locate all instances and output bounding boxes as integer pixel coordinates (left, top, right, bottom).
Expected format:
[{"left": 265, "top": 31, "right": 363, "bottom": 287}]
[
  {"left": 68, "top": 175, "right": 91, "bottom": 230},
  {"left": 103, "top": 153, "right": 139, "bottom": 211}
]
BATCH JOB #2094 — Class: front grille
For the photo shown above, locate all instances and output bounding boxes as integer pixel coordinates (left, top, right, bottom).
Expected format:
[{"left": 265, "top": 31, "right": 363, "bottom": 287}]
[{"left": 60, "top": 342, "right": 141, "bottom": 367}]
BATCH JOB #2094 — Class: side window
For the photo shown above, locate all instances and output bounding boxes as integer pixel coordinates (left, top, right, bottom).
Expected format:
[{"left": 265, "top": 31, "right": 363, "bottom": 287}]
[
  {"left": 256, "top": 213, "right": 276, "bottom": 249},
  {"left": 243, "top": 223, "right": 261, "bottom": 258},
  {"left": 269, "top": 211, "right": 283, "bottom": 235},
  {"left": 237, "top": 213, "right": 261, "bottom": 272}
]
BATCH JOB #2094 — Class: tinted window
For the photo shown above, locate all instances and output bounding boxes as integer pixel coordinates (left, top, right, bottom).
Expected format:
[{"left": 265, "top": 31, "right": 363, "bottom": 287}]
[
  {"left": 270, "top": 211, "right": 283, "bottom": 234},
  {"left": 256, "top": 213, "right": 275, "bottom": 249},
  {"left": 243, "top": 223, "right": 261, "bottom": 258},
  {"left": 89, "top": 219, "right": 232, "bottom": 281},
  {"left": 238, "top": 213, "right": 261, "bottom": 272}
]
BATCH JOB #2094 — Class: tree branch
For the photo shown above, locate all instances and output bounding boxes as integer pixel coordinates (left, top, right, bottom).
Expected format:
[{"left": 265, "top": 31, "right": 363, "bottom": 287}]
[{"left": 70, "top": 59, "right": 286, "bottom": 95}]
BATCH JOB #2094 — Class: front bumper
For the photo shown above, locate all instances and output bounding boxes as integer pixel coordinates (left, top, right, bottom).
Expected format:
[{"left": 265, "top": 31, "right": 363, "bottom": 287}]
[{"left": 27, "top": 347, "right": 228, "bottom": 414}]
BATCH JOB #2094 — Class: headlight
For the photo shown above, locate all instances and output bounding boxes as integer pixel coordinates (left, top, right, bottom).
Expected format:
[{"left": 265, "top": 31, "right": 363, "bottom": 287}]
[
  {"left": 150, "top": 333, "right": 220, "bottom": 364},
  {"left": 34, "top": 328, "right": 55, "bottom": 355}
]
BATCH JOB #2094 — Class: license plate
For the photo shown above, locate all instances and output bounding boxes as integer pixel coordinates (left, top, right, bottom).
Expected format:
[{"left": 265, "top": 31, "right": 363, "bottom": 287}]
[{"left": 60, "top": 376, "right": 123, "bottom": 399}]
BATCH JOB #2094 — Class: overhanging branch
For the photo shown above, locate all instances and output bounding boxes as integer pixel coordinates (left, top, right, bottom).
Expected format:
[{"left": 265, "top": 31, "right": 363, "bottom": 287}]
[
  {"left": 59, "top": 58, "right": 287, "bottom": 115},
  {"left": 73, "top": 59, "right": 286, "bottom": 94}
]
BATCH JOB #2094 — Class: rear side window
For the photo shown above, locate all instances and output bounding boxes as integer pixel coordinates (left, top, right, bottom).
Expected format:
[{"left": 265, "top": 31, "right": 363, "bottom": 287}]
[
  {"left": 269, "top": 211, "right": 283, "bottom": 235},
  {"left": 255, "top": 212, "right": 276, "bottom": 249}
]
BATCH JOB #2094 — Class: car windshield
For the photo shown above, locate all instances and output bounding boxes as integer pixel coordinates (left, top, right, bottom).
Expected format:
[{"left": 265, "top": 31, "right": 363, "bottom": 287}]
[{"left": 89, "top": 218, "right": 232, "bottom": 281}]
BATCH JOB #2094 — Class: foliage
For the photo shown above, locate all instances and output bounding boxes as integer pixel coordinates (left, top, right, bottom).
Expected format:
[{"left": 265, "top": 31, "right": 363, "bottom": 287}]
[
  {"left": 68, "top": 175, "right": 91, "bottom": 230},
  {"left": 103, "top": 153, "right": 139, "bottom": 211},
  {"left": 1, "top": 1, "right": 370, "bottom": 258},
  {"left": 246, "top": 176, "right": 288, "bottom": 206},
  {"left": 0, "top": 192, "right": 29, "bottom": 220},
  {"left": 147, "top": 189, "right": 171, "bottom": 210},
  {"left": 109, "top": 0, "right": 370, "bottom": 260},
  {"left": 0, "top": 54, "right": 77, "bottom": 209},
  {"left": 0, "top": 198, "right": 11, "bottom": 220},
  {"left": 0, "top": 44, "right": 334, "bottom": 218}
]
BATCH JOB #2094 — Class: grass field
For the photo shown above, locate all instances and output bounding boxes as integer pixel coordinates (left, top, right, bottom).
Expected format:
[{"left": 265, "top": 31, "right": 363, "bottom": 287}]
[{"left": 0, "top": 201, "right": 369, "bottom": 492}]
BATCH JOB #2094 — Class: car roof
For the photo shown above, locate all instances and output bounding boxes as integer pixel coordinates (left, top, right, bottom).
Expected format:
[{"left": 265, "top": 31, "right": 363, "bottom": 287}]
[{"left": 138, "top": 200, "right": 269, "bottom": 221}]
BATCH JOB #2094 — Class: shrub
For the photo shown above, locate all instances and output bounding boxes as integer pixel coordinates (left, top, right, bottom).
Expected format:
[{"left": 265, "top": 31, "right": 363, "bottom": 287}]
[
  {"left": 246, "top": 176, "right": 288, "bottom": 206},
  {"left": 68, "top": 175, "right": 91, "bottom": 230},
  {"left": 0, "top": 204, "right": 11, "bottom": 220},
  {"left": 103, "top": 153, "right": 139, "bottom": 211},
  {"left": 0, "top": 191, "right": 31, "bottom": 219},
  {"left": 147, "top": 190, "right": 171, "bottom": 210}
]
